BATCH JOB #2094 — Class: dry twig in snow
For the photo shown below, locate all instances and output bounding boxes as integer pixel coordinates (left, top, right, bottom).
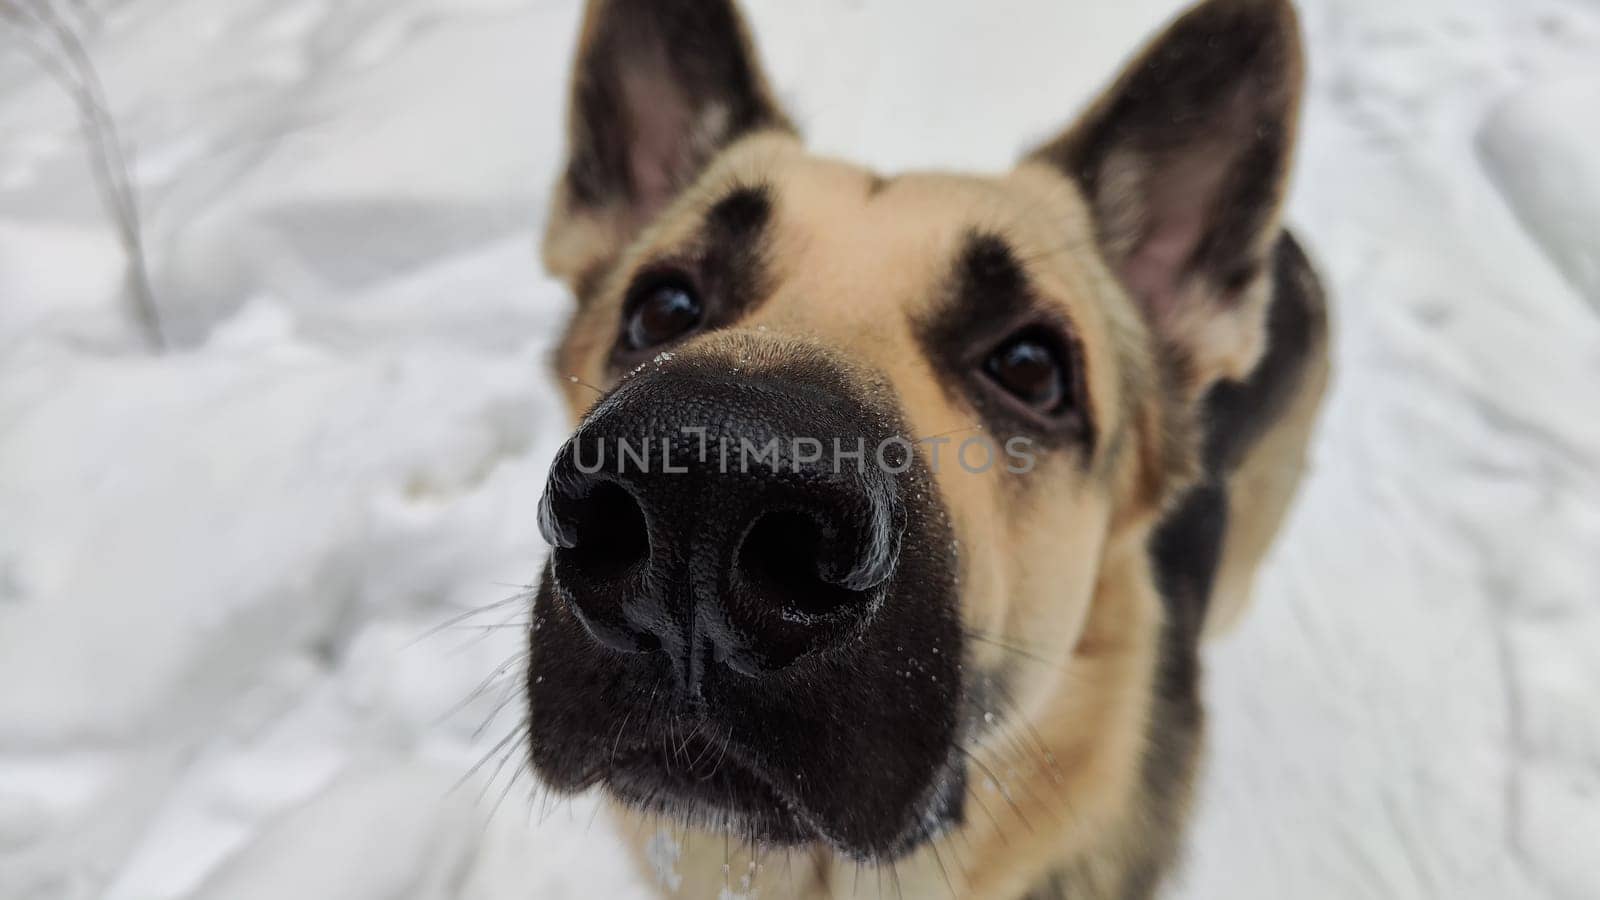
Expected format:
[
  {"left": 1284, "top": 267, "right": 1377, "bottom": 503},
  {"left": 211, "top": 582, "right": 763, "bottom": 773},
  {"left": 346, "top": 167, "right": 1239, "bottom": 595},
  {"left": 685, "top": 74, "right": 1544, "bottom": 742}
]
[{"left": 2, "top": 0, "right": 167, "bottom": 349}]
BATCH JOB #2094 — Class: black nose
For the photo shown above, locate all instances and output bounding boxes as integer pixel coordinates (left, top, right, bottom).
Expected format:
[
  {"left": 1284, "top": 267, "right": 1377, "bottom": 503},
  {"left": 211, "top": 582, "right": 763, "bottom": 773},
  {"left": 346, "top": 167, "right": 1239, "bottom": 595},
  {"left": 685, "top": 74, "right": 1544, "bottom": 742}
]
[{"left": 538, "top": 368, "right": 905, "bottom": 686}]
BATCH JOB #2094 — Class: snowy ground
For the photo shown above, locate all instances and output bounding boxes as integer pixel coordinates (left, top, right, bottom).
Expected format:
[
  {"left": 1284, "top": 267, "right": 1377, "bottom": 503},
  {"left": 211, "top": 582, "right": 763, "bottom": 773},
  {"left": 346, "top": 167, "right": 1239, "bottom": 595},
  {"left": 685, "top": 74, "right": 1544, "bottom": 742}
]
[{"left": 1, "top": 0, "right": 1597, "bottom": 897}]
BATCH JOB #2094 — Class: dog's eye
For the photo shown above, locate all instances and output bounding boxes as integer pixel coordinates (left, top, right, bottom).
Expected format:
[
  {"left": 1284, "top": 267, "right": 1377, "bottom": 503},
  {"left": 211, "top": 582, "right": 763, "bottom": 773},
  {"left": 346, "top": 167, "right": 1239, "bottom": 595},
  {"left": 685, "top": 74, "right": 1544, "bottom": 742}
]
[
  {"left": 982, "top": 329, "right": 1071, "bottom": 413},
  {"left": 624, "top": 280, "right": 703, "bottom": 351}
]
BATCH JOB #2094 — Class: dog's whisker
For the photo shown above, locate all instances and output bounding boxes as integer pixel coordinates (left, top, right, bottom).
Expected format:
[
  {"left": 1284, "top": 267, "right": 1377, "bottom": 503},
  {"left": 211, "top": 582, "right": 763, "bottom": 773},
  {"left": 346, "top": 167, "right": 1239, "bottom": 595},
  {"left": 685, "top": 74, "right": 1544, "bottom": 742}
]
[
  {"left": 947, "top": 800, "right": 972, "bottom": 858},
  {"left": 963, "top": 627, "right": 1072, "bottom": 671},
  {"left": 454, "top": 723, "right": 528, "bottom": 795},
  {"left": 407, "top": 588, "right": 534, "bottom": 648},
  {"left": 675, "top": 717, "right": 705, "bottom": 765},
  {"left": 962, "top": 625, "right": 1059, "bottom": 657},
  {"left": 966, "top": 683, "right": 1067, "bottom": 795},
  {"left": 609, "top": 706, "right": 637, "bottom": 768},
  {"left": 535, "top": 778, "right": 558, "bottom": 828},
  {"left": 474, "top": 763, "right": 521, "bottom": 846},
  {"left": 962, "top": 774, "right": 1010, "bottom": 847},
  {"left": 450, "top": 620, "right": 530, "bottom": 632},
  {"left": 436, "top": 649, "right": 529, "bottom": 728},
  {"left": 581, "top": 795, "right": 605, "bottom": 839},
  {"left": 928, "top": 838, "right": 959, "bottom": 900},
  {"left": 941, "top": 828, "right": 977, "bottom": 891},
  {"left": 686, "top": 721, "right": 721, "bottom": 770},
  {"left": 993, "top": 692, "right": 1069, "bottom": 787},
  {"left": 485, "top": 749, "right": 530, "bottom": 823},
  {"left": 965, "top": 693, "right": 1041, "bottom": 784},
  {"left": 956, "top": 745, "right": 1036, "bottom": 835},
  {"left": 470, "top": 685, "right": 526, "bottom": 740},
  {"left": 699, "top": 725, "right": 734, "bottom": 782},
  {"left": 660, "top": 719, "right": 676, "bottom": 776},
  {"left": 905, "top": 422, "right": 986, "bottom": 444},
  {"left": 564, "top": 374, "right": 608, "bottom": 396}
]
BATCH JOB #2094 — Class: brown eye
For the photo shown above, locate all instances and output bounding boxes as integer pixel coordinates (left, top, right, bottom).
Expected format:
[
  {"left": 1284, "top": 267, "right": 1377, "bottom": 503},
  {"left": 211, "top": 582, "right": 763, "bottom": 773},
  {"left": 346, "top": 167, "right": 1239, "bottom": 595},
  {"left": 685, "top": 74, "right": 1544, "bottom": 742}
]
[
  {"left": 625, "top": 280, "right": 703, "bottom": 351},
  {"left": 983, "top": 329, "right": 1069, "bottom": 412}
]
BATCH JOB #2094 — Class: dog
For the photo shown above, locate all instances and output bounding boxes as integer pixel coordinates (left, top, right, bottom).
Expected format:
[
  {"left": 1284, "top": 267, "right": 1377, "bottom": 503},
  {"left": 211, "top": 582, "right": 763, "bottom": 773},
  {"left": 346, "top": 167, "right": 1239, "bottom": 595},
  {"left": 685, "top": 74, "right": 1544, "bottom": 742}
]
[{"left": 525, "top": 0, "right": 1328, "bottom": 896}]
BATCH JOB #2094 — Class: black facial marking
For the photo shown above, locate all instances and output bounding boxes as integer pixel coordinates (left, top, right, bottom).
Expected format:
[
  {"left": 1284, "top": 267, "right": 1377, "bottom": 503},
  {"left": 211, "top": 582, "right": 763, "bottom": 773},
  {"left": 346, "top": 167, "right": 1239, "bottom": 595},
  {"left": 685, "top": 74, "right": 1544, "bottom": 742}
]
[
  {"left": 701, "top": 184, "right": 776, "bottom": 327},
  {"left": 707, "top": 183, "right": 773, "bottom": 238},
  {"left": 961, "top": 232, "right": 1030, "bottom": 312},
  {"left": 916, "top": 230, "right": 1096, "bottom": 455},
  {"left": 865, "top": 173, "right": 894, "bottom": 198},
  {"left": 608, "top": 184, "right": 777, "bottom": 370}
]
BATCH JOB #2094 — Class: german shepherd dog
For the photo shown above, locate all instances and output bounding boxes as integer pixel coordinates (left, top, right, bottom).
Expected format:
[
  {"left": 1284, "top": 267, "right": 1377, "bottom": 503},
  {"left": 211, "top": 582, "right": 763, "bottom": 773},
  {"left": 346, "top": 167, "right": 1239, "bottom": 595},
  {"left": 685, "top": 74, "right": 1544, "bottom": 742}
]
[{"left": 527, "top": 0, "right": 1328, "bottom": 896}]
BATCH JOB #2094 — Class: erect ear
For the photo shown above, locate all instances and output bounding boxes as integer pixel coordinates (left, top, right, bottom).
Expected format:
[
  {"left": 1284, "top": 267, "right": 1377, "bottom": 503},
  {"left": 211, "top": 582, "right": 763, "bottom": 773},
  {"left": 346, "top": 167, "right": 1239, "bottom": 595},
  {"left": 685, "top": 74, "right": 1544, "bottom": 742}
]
[
  {"left": 543, "top": 0, "right": 793, "bottom": 294},
  {"left": 1027, "top": 0, "right": 1305, "bottom": 392}
]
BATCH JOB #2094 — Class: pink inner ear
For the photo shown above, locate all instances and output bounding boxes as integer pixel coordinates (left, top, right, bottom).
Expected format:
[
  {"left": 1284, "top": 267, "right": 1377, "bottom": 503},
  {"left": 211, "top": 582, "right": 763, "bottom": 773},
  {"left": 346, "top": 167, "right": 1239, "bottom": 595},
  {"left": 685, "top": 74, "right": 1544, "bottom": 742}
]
[
  {"left": 622, "top": 62, "right": 696, "bottom": 220},
  {"left": 1123, "top": 146, "right": 1233, "bottom": 321}
]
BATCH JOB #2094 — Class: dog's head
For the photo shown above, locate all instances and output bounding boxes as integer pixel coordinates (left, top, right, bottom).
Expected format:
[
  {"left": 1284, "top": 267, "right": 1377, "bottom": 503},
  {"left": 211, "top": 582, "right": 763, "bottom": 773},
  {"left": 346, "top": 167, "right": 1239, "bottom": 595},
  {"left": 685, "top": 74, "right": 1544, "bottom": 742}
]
[{"left": 527, "top": 0, "right": 1302, "bottom": 862}]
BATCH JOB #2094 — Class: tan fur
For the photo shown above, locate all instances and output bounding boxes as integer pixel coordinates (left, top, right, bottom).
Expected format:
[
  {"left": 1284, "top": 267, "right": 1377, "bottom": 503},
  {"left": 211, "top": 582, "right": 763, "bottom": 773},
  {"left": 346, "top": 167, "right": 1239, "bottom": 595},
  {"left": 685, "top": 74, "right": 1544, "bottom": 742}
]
[{"left": 540, "top": 2, "right": 1326, "bottom": 896}]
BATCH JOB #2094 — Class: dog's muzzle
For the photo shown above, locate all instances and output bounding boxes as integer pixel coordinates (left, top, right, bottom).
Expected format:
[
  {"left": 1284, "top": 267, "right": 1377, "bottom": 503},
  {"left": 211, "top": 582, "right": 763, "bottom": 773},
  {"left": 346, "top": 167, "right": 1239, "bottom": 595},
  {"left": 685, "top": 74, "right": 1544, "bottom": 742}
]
[{"left": 526, "top": 348, "right": 965, "bottom": 859}]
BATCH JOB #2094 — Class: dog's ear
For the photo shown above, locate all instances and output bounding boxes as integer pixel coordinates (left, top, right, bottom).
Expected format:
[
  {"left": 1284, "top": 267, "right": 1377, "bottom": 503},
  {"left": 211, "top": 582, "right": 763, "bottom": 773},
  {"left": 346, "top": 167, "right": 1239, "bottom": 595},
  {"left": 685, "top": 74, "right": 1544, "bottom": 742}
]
[
  {"left": 1027, "top": 0, "right": 1304, "bottom": 391},
  {"left": 544, "top": 0, "right": 793, "bottom": 293}
]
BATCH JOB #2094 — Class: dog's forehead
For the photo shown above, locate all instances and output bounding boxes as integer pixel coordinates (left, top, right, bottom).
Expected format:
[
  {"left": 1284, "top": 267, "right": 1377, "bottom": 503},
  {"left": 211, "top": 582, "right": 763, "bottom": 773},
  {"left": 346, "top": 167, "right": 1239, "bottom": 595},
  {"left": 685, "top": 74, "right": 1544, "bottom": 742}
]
[{"left": 713, "top": 140, "right": 1110, "bottom": 333}]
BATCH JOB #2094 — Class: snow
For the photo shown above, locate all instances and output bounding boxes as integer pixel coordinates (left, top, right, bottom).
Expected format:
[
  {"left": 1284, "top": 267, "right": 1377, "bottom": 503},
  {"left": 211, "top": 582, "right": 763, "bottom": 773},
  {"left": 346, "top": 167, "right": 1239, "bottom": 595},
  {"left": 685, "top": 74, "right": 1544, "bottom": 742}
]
[
  {"left": 1, "top": 0, "right": 1597, "bottom": 898},
  {"left": 1480, "top": 76, "right": 1600, "bottom": 308}
]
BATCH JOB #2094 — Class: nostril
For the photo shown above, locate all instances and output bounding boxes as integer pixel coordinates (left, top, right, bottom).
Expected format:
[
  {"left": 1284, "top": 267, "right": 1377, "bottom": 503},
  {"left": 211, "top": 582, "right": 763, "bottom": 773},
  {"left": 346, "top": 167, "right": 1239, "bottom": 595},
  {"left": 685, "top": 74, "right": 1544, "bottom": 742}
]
[
  {"left": 548, "top": 479, "right": 660, "bottom": 655},
  {"left": 737, "top": 511, "right": 871, "bottom": 620},
  {"left": 562, "top": 481, "right": 651, "bottom": 581}
]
